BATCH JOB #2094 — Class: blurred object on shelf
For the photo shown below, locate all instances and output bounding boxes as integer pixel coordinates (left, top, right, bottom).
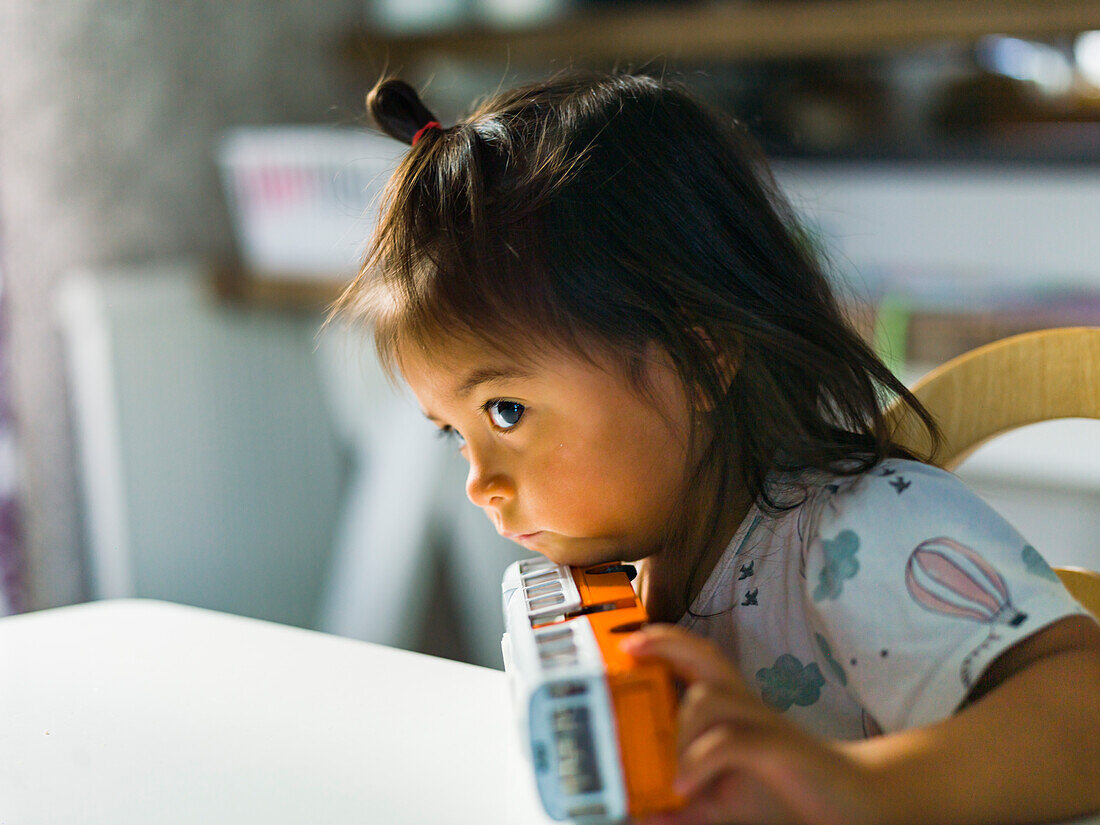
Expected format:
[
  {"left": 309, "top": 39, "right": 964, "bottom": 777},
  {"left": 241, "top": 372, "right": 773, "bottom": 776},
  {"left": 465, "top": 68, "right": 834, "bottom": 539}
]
[
  {"left": 579, "top": 0, "right": 691, "bottom": 5},
  {"left": 903, "top": 304, "right": 1100, "bottom": 367},
  {"left": 368, "top": 0, "right": 470, "bottom": 34},
  {"left": 210, "top": 262, "right": 349, "bottom": 313},
  {"left": 1077, "top": 30, "right": 1100, "bottom": 86},
  {"left": 866, "top": 277, "right": 1100, "bottom": 370},
  {"left": 931, "top": 70, "right": 1043, "bottom": 135},
  {"left": 870, "top": 293, "right": 911, "bottom": 377},
  {"left": 216, "top": 126, "right": 405, "bottom": 283},
  {"left": 976, "top": 34, "right": 1075, "bottom": 96},
  {"left": 929, "top": 33, "right": 1100, "bottom": 150},
  {"left": 475, "top": 0, "right": 570, "bottom": 29},
  {"left": 745, "top": 60, "right": 893, "bottom": 155},
  {"left": 738, "top": 40, "right": 1100, "bottom": 160}
]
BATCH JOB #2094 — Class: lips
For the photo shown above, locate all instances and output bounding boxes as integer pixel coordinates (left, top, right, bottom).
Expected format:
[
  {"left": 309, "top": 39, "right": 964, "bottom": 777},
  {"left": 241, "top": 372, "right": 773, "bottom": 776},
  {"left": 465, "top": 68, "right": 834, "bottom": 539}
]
[{"left": 503, "top": 531, "right": 542, "bottom": 543}]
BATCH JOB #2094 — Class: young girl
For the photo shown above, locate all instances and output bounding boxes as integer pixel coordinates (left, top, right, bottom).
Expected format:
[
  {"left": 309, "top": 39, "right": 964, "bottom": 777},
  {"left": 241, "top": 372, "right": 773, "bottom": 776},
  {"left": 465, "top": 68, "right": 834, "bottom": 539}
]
[{"left": 332, "top": 71, "right": 1100, "bottom": 825}]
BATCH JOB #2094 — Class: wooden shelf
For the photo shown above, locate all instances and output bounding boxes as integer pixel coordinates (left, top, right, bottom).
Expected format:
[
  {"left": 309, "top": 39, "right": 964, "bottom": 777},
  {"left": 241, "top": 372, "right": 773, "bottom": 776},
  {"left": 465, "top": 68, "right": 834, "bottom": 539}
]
[
  {"left": 343, "top": 0, "right": 1100, "bottom": 66},
  {"left": 238, "top": 1, "right": 1100, "bottom": 311},
  {"left": 211, "top": 266, "right": 350, "bottom": 312}
]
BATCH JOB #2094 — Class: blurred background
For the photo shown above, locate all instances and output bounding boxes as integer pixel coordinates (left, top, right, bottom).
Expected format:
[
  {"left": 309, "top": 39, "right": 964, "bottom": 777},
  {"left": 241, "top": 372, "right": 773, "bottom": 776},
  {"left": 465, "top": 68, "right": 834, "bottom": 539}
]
[{"left": 0, "top": 0, "right": 1098, "bottom": 668}]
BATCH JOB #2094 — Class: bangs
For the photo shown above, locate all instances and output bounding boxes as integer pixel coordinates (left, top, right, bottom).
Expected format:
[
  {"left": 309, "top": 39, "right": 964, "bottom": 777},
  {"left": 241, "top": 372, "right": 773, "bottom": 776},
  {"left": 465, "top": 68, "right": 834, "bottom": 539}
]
[{"left": 359, "top": 227, "right": 588, "bottom": 379}]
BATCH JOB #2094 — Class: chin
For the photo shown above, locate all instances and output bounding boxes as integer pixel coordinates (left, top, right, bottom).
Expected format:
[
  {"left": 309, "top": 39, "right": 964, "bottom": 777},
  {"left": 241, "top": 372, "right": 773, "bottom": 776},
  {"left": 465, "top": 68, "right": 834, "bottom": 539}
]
[
  {"left": 542, "top": 545, "right": 635, "bottom": 570},
  {"left": 510, "top": 530, "right": 649, "bottom": 569},
  {"left": 514, "top": 542, "right": 574, "bottom": 567}
]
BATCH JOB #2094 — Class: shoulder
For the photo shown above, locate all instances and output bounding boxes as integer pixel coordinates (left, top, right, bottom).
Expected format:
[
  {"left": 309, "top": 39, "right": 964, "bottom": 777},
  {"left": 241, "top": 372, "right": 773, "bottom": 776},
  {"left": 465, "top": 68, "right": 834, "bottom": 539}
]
[
  {"left": 818, "top": 457, "right": 969, "bottom": 506},
  {"left": 797, "top": 457, "right": 1047, "bottom": 591},
  {"left": 800, "top": 458, "right": 1005, "bottom": 541},
  {"left": 791, "top": 459, "right": 981, "bottom": 572}
]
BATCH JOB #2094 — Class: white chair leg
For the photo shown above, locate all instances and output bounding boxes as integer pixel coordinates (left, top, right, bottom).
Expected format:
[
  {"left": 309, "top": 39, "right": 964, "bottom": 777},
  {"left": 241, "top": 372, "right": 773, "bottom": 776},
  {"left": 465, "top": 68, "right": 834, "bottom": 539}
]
[{"left": 316, "top": 403, "right": 444, "bottom": 649}]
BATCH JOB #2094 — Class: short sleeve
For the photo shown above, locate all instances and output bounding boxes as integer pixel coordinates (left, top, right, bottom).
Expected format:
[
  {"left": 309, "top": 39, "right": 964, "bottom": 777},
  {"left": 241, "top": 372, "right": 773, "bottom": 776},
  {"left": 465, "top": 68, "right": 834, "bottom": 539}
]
[{"left": 800, "top": 459, "right": 1089, "bottom": 734}]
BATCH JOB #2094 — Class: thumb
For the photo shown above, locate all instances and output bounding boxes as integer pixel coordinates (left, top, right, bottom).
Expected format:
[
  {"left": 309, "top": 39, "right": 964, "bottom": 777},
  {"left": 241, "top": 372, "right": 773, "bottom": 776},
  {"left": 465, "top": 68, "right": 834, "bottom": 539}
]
[{"left": 621, "top": 623, "right": 742, "bottom": 687}]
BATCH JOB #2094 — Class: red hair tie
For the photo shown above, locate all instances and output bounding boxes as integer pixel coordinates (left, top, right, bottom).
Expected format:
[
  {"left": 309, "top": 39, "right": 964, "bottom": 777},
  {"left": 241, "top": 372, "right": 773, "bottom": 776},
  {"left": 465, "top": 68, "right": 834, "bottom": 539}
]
[{"left": 411, "top": 120, "right": 441, "bottom": 146}]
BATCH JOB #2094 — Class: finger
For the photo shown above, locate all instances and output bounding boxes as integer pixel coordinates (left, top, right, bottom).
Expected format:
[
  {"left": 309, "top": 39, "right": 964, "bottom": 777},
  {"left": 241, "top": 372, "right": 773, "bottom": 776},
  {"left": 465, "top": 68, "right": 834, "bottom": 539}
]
[
  {"left": 676, "top": 723, "right": 830, "bottom": 825},
  {"left": 621, "top": 624, "right": 741, "bottom": 686},
  {"left": 675, "top": 723, "right": 773, "bottom": 799},
  {"left": 635, "top": 798, "right": 729, "bottom": 825},
  {"left": 635, "top": 796, "right": 740, "bottom": 825},
  {"left": 679, "top": 731, "right": 818, "bottom": 825},
  {"left": 677, "top": 681, "right": 772, "bottom": 753},
  {"left": 634, "top": 813, "right": 688, "bottom": 825},
  {"left": 642, "top": 771, "right": 781, "bottom": 825}
]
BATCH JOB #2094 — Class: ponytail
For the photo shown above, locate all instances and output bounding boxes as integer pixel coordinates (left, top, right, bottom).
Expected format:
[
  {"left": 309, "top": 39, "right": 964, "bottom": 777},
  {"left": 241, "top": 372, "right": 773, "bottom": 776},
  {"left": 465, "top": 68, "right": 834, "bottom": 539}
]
[{"left": 366, "top": 78, "right": 444, "bottom": 146}]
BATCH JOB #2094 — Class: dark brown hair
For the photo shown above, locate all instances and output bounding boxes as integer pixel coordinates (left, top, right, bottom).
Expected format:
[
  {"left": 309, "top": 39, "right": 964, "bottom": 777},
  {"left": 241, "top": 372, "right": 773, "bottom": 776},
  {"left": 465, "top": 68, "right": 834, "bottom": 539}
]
[{"left": 331, "top": 70, "right": 939, "bottom": 612}]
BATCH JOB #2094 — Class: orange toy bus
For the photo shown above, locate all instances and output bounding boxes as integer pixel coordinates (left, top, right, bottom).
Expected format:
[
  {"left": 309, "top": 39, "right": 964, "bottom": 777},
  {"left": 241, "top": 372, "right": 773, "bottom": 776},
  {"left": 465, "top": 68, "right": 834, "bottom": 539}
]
[{"left": 502, "top": 557, "right": 683, "bottom": 823}]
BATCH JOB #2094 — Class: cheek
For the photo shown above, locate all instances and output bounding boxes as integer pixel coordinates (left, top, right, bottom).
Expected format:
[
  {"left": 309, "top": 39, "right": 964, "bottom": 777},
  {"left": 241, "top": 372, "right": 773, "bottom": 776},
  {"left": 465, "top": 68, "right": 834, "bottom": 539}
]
[
  {"left": 517, "top": 444, "right": 608, "bottom": 531},
  {"left": 535, "top": 423, "right": 689, "bottom": 528},
  {"left": 608, "top": 417, "right": 693, "bottom": 522}
]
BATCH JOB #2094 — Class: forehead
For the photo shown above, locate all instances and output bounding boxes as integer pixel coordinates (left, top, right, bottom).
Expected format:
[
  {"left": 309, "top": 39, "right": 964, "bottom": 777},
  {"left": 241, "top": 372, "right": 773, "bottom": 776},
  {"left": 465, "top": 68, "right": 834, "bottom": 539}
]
[
  {"left": 398, "top": 335, "right": 560, "bottom": 390},
  {"left": 399, "top": 332, "right": 523, "bottom": 372},
  {"left": 396, "top": 333, "right": 630, "bottom": 401}
]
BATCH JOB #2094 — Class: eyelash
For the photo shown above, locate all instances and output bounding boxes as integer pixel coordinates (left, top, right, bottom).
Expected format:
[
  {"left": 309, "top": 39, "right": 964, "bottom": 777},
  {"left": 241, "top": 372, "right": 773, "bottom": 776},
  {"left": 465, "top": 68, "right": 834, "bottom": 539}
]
[
  {"left": 435, "top": 399, "right": 525, "bottom": 445},
  {"left": 436, "top": 426, "right": 464, "bottom": 445},
  {"left": 485, "top": 398, "right": 525, "bottom": 430}
]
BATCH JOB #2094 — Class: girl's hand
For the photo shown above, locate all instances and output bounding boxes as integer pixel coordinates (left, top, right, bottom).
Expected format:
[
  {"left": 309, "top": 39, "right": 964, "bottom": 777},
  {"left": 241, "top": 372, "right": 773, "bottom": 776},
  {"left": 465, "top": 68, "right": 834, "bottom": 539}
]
[{"left": 621, "top": 625, "right": 877, "bottom": 825}]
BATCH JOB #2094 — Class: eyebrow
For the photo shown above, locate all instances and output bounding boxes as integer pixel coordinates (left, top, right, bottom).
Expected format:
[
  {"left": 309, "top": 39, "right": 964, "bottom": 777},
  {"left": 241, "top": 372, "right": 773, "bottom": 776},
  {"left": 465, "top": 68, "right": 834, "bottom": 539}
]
[
  {"left": 421, "top": 364, "right": 533, "bottom": 425},
  {"left": 455, "top": 365, "right": 532, "bottom": 398}
]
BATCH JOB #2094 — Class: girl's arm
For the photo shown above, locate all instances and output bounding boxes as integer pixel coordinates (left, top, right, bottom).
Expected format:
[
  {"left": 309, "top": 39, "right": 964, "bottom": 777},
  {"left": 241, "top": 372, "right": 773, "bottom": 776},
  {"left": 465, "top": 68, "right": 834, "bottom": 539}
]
[
  {"left": 626, "top": 617, "right": 1100, "bottom": 825},
  {"left": 847, "top": 613, "right": 1100, "bottom": 825}
]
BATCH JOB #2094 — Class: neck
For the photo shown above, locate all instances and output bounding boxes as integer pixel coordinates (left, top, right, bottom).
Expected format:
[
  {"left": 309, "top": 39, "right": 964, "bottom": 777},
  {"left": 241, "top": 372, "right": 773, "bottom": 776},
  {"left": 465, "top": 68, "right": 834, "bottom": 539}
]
[{"left": 638, "top": 485, "right": 753, "bottom": 624}]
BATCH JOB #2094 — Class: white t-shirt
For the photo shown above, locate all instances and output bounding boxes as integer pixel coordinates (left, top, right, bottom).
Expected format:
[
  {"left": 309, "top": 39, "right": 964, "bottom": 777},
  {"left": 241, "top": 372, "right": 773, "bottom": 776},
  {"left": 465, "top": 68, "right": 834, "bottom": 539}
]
[{"left": 678, "top": 458, "right": 1090, "bottom": 739}]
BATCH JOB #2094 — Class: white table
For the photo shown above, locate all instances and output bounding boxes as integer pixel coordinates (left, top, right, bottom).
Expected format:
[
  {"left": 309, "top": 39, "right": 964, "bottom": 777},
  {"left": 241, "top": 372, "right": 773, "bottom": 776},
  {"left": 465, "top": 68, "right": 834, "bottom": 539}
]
[{"left": 0, "top": 599, "right": 555, "bottom": 825}]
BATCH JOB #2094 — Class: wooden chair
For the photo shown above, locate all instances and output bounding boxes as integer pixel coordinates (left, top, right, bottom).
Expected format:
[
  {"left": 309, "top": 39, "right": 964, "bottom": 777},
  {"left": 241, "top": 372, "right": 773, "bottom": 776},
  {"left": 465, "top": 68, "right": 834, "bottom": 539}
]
[{"left": 885, "top": 326, "right": 1100, "bottom": 617}]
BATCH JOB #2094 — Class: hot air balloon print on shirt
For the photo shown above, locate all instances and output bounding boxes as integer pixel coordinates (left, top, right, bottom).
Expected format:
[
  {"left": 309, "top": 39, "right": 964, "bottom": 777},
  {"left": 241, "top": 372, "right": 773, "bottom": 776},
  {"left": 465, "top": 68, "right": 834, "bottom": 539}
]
[
  {"left": 906, "top": 537, "right": 1027, "bottom": 626},
  {"left": 905, "top": 536, "right": 1028, "bottom": 687}
]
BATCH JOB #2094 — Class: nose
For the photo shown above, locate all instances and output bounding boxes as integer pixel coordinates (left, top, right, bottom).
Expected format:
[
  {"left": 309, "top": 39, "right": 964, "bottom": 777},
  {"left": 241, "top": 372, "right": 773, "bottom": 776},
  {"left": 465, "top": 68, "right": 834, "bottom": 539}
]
[{"left": 464, "top": 444, "right": 515, "bottom": 509}]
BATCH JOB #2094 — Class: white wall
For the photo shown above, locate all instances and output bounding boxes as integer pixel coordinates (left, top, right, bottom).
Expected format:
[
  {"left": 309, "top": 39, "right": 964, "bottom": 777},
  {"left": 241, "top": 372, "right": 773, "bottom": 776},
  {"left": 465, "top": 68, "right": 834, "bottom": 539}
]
[{"left": 776, "top": 160, "right": 1100, "bottom": 289}]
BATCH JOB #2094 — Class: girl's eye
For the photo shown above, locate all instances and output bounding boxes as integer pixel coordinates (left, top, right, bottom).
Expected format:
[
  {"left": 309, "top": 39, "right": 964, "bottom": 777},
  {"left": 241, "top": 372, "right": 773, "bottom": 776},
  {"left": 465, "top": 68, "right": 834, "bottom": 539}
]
[
  {"left": 437, "top": 426, "right": 466, "bottom": 447},
  {"left": 487, "top": 400, "right": 525, "bottom": 430}
]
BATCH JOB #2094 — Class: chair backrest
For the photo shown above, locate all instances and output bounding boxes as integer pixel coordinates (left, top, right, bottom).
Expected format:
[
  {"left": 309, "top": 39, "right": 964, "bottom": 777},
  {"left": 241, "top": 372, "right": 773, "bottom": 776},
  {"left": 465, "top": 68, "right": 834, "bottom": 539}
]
[
  {"left": 885, "top": 326, "right": 1100, "bottom": 618},
  {"left": 1051, "top": 567, "right": 1100, "bottom": 618}
]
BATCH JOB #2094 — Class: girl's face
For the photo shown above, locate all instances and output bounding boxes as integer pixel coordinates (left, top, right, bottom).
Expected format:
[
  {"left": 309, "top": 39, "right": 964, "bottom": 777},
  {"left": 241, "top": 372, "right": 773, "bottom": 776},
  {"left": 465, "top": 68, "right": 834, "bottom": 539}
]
[{"left": 399, "top": 336, "right": 697, "bottom": 568}]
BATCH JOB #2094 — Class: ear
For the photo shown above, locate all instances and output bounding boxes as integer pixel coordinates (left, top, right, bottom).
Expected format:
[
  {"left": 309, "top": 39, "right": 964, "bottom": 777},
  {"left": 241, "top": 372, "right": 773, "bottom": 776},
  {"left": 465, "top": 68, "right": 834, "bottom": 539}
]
[{"left": 689, "top": 327, "right": 741, "bottom": 412}]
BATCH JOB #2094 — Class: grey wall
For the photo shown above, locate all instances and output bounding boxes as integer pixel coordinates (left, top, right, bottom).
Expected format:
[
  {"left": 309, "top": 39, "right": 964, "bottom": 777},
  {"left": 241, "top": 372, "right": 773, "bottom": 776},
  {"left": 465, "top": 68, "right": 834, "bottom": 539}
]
[{"left": 0, "top": 1, "right": 364, "bottom": 610}]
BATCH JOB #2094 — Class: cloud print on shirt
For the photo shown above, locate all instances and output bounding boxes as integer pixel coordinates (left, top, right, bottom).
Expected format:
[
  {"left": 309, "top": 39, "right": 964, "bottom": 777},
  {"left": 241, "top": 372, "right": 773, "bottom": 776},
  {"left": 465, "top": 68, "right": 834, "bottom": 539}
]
[
  {"left": 813, "top": 529, "right": 860, "bottom": 602},
  {"left": 757, "top": 654, "right": 826, "bottom": 711},
  {"left": 1021, "top": 544, "right": 1060, "bottom": 582}
]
